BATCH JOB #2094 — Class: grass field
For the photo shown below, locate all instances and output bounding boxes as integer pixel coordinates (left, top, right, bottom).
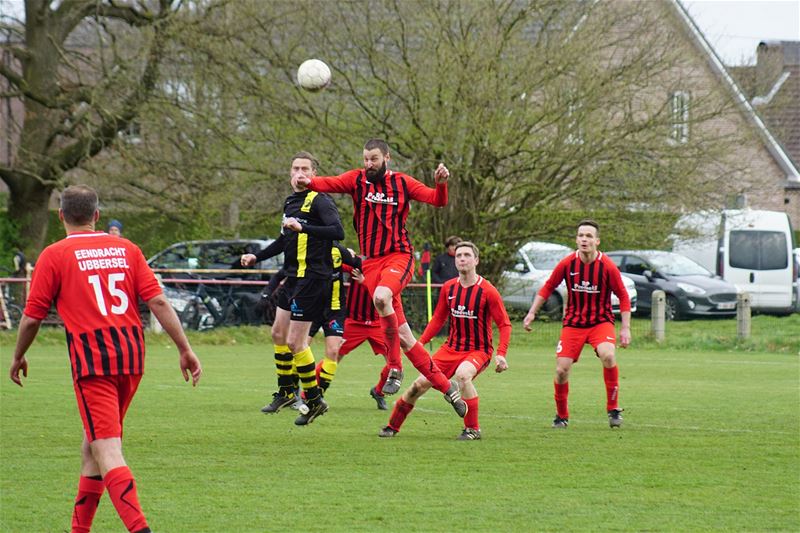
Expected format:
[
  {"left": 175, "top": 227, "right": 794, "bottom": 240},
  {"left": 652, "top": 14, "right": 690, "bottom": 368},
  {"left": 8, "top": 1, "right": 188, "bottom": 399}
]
[{"left": 1, "top": 318, "right": 799, "bottom": 532}]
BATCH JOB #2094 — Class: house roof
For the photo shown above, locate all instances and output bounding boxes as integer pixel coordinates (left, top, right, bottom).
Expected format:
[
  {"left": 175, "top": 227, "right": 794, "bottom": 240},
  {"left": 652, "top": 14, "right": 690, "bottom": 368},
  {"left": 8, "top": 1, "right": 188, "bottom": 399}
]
[{"left": 672, "top": 0, "right": 800, "bottom": 185}]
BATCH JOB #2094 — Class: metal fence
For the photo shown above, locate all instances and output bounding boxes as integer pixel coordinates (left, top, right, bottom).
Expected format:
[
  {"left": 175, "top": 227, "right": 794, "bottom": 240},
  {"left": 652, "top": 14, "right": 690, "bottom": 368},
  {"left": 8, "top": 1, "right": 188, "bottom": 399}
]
[{"left": 0, "top": 275, "right": 760, "bottom": 343}]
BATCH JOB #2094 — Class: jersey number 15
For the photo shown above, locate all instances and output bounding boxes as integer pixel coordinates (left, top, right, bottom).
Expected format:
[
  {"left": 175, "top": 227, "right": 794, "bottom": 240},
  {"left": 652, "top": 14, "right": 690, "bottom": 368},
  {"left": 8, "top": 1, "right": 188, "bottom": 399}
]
[{"left": 88, "top": 273, "right": 129, "bottom": 316}]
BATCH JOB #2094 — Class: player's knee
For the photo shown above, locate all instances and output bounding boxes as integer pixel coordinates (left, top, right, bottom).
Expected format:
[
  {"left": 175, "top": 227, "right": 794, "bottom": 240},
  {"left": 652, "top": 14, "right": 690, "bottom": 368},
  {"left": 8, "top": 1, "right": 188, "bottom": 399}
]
[
  {"left": 287, "top": 339, "right": 305, "bottom": 354},
  {"left": 555, "top": 366, "right": 570, "bottom": 382},
  {"left": 372, "top": 289, "right": 392, "bottom": 312}
]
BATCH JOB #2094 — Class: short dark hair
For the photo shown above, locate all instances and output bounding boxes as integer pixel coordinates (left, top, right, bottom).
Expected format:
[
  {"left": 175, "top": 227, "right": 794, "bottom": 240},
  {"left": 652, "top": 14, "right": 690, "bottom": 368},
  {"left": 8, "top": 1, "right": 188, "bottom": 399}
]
[
  {"left": 291, "top": 151, "right": 319, "bottom": 172},
  {"left": 363, "top": 138, "right": 390, "bottom": 156},
  {"left": 455, "top": 241, "right": 479, "bottom": 258},
  {"left": 577, "top": 219, "right": 600, "bottom": 236},
  {"left": 60, "top": 185, "right": 98, "bottom": 225},
  {"left": 444, "top": 235, "right": 461, "bottom": 247}
]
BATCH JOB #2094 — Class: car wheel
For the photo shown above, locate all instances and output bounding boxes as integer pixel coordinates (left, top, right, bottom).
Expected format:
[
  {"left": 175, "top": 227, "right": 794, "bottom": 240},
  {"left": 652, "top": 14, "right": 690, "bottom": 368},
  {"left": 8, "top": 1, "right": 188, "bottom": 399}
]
[
  {"left": 665, "top": 295, "right": 681, "bottom": 321},
  {"left": 541, "top": 294, "right": 564, "bottom": 321}
]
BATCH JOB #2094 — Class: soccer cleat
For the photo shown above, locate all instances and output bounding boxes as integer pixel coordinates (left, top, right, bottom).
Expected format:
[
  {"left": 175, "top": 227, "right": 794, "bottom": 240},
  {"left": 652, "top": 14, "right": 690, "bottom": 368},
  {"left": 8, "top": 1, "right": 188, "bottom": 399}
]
[
  {"left": 378, "top": 426, "right": 398, "bottom": 438},
  {"left": 370, "top": 387, "right": 388, "bottom": 410},
  {"left": 294, "top": 399, "right": 328, "bottom": 426},
  {"left": 444, "top": 379, "right": 468, "bottom": 418},
  {"left": 261, "top": 392, "right": 296, "bottom": 414},
  {"left": 608, "top": 408, "right": 624, "bottom": 428},
  {"left": 381, "top": 368, "right": 404, "bottom": 395},
  {"left": 457, "top": 428, "right": 482, "bottom": 440},
  {"left": 552, "top": 416, "right": 569, "bottom": 428}
]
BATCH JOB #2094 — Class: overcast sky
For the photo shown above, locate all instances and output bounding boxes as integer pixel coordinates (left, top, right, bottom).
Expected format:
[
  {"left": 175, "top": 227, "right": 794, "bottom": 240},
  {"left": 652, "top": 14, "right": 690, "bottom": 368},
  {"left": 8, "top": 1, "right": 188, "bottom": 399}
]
[
  {"left": 680, "top": 0, "right": 800, "bottom": 65},
  {"left": 1, "top": 0, "right": 798, "bottom": 66}
]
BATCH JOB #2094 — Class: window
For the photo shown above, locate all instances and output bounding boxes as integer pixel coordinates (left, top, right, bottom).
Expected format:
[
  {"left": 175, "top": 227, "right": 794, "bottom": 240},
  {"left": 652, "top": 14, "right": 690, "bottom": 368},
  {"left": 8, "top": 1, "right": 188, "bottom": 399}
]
[
  {"left": 623, "top": 256, "right": 650, "bottom": 276},
  {"left": 669, "top": 91, "right": 690, "bottom": 144},
  {"left": 729, "top": 231, "right": 788, "bottom": 270}
]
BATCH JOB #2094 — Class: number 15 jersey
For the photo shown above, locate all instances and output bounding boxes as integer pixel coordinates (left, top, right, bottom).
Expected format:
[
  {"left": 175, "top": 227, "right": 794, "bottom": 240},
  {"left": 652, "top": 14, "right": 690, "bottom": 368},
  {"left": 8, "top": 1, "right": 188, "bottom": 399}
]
[{"left": 24, "top": 231, "right": 162, "bottom": 380}]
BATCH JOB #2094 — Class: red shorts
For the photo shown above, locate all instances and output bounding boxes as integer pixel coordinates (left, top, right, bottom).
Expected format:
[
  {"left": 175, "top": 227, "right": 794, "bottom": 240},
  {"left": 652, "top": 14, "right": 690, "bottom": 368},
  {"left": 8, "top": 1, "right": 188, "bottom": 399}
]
[
  {"left": 339, "top": 319, "right": 387, "bottom": 357},
  {"left": 432, "top": 344, "right": 491, "bottom": 378},
  {"left": 361, "top": 253, "right": 415, "bottom": 325},
  {"left": 556, "top": 322, "right": 617, "bottom": 361},
  {"left": 73, "top": 374, "right": 142, "bottom": 442}
]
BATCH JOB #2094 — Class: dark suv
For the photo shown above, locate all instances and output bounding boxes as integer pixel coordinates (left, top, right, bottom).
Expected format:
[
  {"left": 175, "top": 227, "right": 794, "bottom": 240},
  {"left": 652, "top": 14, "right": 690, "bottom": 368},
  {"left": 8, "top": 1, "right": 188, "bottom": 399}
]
[{"left": 147, "top": 239, "right": 282, "bottom": 328}]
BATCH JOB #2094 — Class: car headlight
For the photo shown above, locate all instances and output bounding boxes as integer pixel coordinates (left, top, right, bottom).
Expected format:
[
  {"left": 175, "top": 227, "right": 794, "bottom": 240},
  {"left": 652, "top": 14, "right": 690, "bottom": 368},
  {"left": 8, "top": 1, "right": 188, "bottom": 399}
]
[{"left": 676, "top": 282, "right": 705, "bottom": 295}]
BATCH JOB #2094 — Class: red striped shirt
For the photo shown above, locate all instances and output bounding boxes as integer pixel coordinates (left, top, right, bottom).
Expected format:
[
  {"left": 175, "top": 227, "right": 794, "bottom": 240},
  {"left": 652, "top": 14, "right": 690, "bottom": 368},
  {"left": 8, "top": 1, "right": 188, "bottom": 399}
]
[
  {"left": 308, "top": 169, "right": 447, "bottom": 258},
  {"left": 24, "top": 232, "right": 162, "bottom": 380},
  {"left": 345, "top": 277, "right": 378, "bottom": 324},
  {"left": 419, "top": 276, "right": 512, "bottom": 356},
  {"left": 539, "top": 251, "right": 631, "bottom": 328}
]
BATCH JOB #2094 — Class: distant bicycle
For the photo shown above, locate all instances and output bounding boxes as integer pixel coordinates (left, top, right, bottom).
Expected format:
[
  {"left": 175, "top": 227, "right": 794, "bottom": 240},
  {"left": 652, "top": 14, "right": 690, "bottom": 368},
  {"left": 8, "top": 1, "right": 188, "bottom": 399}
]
[
  {"left": 179, "top": 282, "right": 246, "bottom": 331},
  {"left": 0, "top": 268, "right": 24, "bottom": 330}
]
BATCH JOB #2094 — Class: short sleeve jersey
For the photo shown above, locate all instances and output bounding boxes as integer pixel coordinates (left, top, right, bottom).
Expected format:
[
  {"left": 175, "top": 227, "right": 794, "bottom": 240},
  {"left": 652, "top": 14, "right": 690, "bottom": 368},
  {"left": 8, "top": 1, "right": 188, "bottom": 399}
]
[
  {"left": 538, "top": 251, "right": 631, "bottom": 328},
  {"left": 24, "top": 232, "right": 162, "bottom": 380}
]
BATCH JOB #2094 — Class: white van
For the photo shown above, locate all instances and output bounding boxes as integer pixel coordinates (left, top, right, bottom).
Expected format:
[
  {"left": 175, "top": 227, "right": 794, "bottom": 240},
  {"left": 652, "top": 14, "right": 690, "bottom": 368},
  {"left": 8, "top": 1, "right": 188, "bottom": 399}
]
[{"left": 673, "top": 209, "right": 798, "bottom": 314}]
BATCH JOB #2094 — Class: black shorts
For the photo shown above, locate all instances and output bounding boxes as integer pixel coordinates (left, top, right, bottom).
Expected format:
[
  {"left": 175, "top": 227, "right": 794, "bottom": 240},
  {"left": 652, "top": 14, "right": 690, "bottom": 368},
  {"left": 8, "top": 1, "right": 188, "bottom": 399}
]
[
  {"left": 277, "top": 277, "right": 330, "bottom": 323},
  {"left": 309, "top": 308, "right": 346, "bottom": 338}
]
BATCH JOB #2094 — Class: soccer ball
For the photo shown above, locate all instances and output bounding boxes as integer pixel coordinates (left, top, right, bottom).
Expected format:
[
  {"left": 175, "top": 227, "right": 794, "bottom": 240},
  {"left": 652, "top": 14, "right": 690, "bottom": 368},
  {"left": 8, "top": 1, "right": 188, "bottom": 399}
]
[{"left": 297, "top": 59, "right": 331, "bottom": 91}]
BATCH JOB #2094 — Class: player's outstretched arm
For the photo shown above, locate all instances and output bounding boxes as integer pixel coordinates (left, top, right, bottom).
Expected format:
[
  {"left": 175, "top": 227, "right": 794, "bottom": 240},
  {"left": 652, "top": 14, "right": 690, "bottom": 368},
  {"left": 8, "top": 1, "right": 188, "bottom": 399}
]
[
  {"left": 523, "top": 294, "right": 545, "bottom": 331},
  {"left": 9, "top": 314, "right": 41, "bottom": 386},
  {"left": 146, "top": 294, "right": 202, "bottom": 386},
  {"left": 619, "top": 311, "right": 632, "bottom": 348}
]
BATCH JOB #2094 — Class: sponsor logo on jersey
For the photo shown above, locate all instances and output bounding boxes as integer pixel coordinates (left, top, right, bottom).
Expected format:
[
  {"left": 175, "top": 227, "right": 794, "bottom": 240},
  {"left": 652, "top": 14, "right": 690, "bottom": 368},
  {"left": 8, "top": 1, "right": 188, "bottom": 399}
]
[
  {"left": 450, "top": 304, "right": 477, "bottom": 319},
  {"left": 365, "top": 191, "right": 398, "bottom": 205},
  {"left": 572, "top": 280, "right": 599, "bottom": 294}
]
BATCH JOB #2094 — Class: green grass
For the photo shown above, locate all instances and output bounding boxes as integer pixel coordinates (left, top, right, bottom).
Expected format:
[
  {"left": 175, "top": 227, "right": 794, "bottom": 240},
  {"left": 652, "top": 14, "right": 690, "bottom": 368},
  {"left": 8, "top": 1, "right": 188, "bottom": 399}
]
[{"left": 1, "top": 322, "right": 799, "bottom": 532}]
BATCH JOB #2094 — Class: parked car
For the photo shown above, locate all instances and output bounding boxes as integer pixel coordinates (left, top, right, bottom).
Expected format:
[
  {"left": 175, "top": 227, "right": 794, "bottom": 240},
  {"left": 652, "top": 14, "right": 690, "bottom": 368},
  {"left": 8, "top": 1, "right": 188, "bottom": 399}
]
[
  {"left": 502, "top": 241, "right": 637, "bottom": 320},
  {"left": 606, "top": 250, "right": 739, "bottom": 320},
  {"left": 147, "top": 239, "right": 283, "bottom": 327}
]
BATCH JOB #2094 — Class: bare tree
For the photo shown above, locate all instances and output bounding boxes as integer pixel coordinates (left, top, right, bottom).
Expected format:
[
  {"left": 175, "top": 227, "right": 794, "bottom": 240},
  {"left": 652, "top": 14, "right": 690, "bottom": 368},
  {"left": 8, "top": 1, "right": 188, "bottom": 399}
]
[{"left": 1, "top": 0, "right": 184, "bottom": 257}]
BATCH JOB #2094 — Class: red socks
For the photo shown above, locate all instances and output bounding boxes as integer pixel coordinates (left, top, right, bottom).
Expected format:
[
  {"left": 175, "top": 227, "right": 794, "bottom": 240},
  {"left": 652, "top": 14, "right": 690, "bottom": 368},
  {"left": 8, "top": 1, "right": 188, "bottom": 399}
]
[
  {"left": 71, "top": 475, "right": 104, "bottom": 533},
  {"left": 404, "top": 342, "right": 450, "bottom": 393},
  {"left": 604, "top": 366, "right": 620, "bottom": 411},
  {"left": 375, "top": 365, "right": 390, "bottom": 394},
  {"left": 464, "top": 397, "right": 480, "bottom": 430},
  {"left": 388, "top": 398, "right": 415, "bottom": 431},
  {"left": 554, "top": 381, "right": 569, "bottom": 419},
  {"left": 379, "top": 313, "right": 402, "bottom": 368},
  {"left": 104, "top": 466, "right": 148, "bottom": 533}
]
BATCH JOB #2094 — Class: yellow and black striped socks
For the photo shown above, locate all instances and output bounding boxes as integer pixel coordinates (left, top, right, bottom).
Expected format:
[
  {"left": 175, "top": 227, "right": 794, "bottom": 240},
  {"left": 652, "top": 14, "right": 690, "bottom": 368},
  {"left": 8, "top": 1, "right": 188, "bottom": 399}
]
[
  {"left": 294, "top": 346, "right": 321, "bottom": 403},
  {"left": 317, "top": 357, "right": 338, "bottom": 391},
  {"left": 274, "top": 344, "right": 295, "bottom": 397}
]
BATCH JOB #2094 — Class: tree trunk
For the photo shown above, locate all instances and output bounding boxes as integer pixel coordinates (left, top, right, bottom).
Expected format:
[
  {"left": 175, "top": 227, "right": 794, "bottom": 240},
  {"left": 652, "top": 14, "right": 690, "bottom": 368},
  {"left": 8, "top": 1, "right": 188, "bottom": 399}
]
[{"left": 6, "top": 174, "right": 55, "bottom": 260}]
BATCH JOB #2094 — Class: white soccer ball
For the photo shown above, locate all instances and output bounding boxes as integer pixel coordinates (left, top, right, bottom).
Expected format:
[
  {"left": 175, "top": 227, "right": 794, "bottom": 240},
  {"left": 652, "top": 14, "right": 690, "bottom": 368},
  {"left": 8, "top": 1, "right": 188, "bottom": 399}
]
[{"left": 297, "top": 59, "right": 331, "bottom": 91}]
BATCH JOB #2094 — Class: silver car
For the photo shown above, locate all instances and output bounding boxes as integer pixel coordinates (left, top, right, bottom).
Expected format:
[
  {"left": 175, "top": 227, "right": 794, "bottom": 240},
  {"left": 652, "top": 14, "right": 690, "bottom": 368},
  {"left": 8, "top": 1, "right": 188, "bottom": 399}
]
[{"left": 502, "top": 241, "right": 637, "bottom": 320}]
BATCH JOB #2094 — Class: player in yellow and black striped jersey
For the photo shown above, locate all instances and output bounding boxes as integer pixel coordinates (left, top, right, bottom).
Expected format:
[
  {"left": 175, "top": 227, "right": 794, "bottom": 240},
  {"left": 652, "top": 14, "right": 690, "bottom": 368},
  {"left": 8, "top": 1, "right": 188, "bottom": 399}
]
[
  {"left": 240, "top": 151, "right": 344, "bottom": 425},
  {"left": 309, "top": 243, "right": 361, "bottom": 393}
]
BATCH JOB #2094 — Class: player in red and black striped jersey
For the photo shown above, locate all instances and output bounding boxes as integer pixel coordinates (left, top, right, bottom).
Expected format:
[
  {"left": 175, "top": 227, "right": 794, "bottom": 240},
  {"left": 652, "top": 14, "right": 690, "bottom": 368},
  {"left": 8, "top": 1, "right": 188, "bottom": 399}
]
[
  {"left": 379, "top": 242, "right": 511, "bottom": 440},
  {"left": 9, "top": 185, "right": 201, "bottom": 533},
  {"left": 523, "top": 220, "right": 631, "bottom": 429},
  {"left": 298, "top": 138, "right": 467, "bottom": 418}
]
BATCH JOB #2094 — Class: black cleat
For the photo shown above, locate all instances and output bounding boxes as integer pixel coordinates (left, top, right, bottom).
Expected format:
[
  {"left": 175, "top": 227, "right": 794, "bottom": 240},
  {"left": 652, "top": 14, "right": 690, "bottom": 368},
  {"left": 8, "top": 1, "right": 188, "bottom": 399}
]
[
  {"left": 552, "top": 415, "right": 569, "bottom": 428},
  {"left": 457, "top": 428, "right": 481, "bottom": 440},
  {"left": 381, "top": 368, "right": 404, "bottom": 395},
  {"left": 444, "top": 379, "right": 467, "bottom": 418},
  {"left": 370, "top": 387, "right": 388, "bottom": 410},
  {"left": 608, "top": 408, "right": 624, "bottom": 428},
  {"left": 378, "top": 425, "right": 398, "bottom": 438},
  {"left": 294, "top": 399, "right": 328, "bottom": 425},
  {"left": 261, "top": 392, "right": 296, "bottom": 414}
]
